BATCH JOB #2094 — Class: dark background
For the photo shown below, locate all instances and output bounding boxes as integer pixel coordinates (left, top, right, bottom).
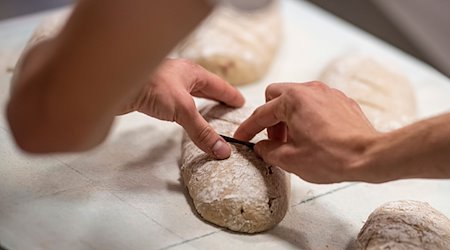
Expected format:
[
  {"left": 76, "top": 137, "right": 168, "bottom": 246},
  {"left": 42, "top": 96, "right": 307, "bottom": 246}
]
[{"left": 0, "top": 0, "right": 448, "bottom": 77}]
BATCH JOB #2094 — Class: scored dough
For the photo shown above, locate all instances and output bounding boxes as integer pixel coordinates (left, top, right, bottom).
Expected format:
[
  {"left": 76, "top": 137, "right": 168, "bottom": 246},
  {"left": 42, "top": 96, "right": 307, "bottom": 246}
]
[
  {"left": 357, "top": 200, "right": 450, "bottom": 250},
  {"left": 174, "top": 1, "right": 282, "bottom": 86},
  {"left": 180, "top": 104, "right": 290, "bottom": 233},
  {"left": 320, "top": 54, "right": 416, "bottom": 132}
]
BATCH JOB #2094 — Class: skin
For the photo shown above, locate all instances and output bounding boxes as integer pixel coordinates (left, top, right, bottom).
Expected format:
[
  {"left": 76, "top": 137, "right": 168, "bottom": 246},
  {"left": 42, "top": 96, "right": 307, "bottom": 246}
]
[
  {"left": 7, "top": 2, "right": 449, "bottom": 184},
  {"left": 6, "top": 0, "right": 244, "bottom": 159},
  {"left": 234, "top": 82, "right": 450, "bottom": 184}
]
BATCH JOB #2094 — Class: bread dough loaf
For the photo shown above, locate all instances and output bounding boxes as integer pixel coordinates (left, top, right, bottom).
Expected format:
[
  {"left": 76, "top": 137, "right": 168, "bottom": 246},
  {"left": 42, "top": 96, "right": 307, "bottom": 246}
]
[
  {"left": 357, "top": 200, "right": 450, "bottom": 250},
  {"left": 320, "top": 54, "right": 416, "bottom": 132},
  {"left": 180, "top": 104, "right": 290, "bottom": 233},
  {"left": 174, "top": 1, "right": 282, "bottom": 86}
]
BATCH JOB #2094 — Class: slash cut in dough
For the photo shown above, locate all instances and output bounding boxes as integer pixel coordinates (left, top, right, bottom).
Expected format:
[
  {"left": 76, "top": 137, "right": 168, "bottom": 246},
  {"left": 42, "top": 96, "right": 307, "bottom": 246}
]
[{"left": 180, "top": 104, "right": 290, "bottom": 233}]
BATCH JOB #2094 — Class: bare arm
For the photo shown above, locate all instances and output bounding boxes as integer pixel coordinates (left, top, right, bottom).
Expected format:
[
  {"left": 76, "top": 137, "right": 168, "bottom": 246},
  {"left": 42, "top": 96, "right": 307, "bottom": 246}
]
[
  {"left": 356, "top": 113, "right": 450, "bottom": 182},
  {"left": 234, "top": 82, "right": 450, "bottom": 183},
  {"left": 7, "top": 0, "right": 244, "bottom": 156}
]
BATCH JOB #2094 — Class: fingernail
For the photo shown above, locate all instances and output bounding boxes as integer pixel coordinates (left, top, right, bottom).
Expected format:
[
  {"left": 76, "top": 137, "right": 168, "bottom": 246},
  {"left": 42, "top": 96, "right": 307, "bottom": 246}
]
[{"left": 212, "top": 139, "right": 230, "bottom": 159}]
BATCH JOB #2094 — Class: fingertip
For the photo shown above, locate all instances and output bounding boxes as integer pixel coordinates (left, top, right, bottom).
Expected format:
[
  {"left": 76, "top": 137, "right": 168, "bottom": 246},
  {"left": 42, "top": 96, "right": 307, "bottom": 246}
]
[
  {"left": 254, "top": 140, "right": 270, "bottom": 158},
  {"left": 253, "top": 142, "right": 263, "bottom": 158},
  {"left": 236, "top": 91, "right": 246, "bottom": 107},
  {"left": 253, "top": 139, "right": 287, "bottom": 167},
  {"left": 228, "top": 88, "right": 246, "bottom": 108},
  {"left": 212, "top": 138, "right": 231, "bottom": 159},
  {"left": 254, "top": 141, "right": 272, "bottom": 164},
  {"left": 180, "top": 111, "right": 231, "bottom": 160},
  {"left": 233, "top": 128, "right": 253, "bottom": 141}
]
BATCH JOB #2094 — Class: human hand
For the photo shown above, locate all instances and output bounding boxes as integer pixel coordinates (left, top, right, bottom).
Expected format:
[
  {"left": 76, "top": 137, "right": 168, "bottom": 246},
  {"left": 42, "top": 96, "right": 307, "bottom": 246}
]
[
  {"left": 234, "top": 82, "right": 381, "bottom": 183},
  {"left": 121, "top": 58, "right": 245, "bottom": 159}
]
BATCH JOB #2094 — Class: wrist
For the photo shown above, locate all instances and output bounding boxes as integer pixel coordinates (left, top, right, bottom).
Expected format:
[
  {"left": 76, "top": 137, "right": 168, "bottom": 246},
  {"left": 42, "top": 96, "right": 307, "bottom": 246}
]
[{"left": 347, "top": 132, "right": 390, "bottom": 183}]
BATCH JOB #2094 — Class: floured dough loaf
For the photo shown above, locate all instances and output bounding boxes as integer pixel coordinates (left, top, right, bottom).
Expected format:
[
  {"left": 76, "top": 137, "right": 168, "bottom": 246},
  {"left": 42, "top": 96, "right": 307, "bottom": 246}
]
[
  {"left": 180, "top": 104, "right": 290, "bottom": 233},
  {"left": 320, "top": 54, "right": 416, "bottom": 132},
  {"left": 174, "top": 1, "right": 282, "bottom": 86},
  {"left": 357, "top": 200, "right": 450, "bottom": 250}
]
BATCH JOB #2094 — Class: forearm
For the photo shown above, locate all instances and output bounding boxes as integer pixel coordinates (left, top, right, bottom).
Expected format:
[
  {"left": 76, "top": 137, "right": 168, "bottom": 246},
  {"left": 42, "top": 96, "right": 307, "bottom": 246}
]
[
  {"left": 7, "top": 0, "right": 211, "bottom": 152},
  {"left": 357, "top": 113, "right": 450, "bottom": 182}
]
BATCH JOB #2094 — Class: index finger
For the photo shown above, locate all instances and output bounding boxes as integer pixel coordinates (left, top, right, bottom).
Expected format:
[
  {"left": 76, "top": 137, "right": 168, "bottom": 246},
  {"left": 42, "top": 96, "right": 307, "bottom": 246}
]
[
  {"left": 191, "top": 65, "right": 245, "bottom": 108},
  {"left": 234, "top": 97, "right": 287, "bottom": 141},
  {"left": 265, "top": 82, "right": 298, "bottom": 101}
]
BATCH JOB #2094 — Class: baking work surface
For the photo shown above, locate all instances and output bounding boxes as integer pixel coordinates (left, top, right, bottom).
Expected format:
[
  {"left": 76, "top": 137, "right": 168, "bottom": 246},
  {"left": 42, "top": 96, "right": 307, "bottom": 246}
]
[{"left": 1, "top": 0, "right": 450, "bottom": 249}]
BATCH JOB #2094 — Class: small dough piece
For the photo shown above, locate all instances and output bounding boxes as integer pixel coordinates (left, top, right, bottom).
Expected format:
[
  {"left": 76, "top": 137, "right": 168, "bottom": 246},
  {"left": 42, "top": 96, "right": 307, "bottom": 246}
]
[
  {"left": 180, "top": 104, "right": 290, "bottom": 233},
  {"left": 174, "top": 1, "right": 282, "bottom": 86},
  {"left": 320, "top": 55, "right": 416, "bottom": 132},
  {"left": 357, "top": 200, "right": 450, "bottom": 250}
]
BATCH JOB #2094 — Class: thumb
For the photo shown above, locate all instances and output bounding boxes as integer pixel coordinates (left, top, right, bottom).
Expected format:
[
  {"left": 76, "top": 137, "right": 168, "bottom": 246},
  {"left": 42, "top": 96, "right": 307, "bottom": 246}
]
[
  {"left": 254, "top": 139, "right": 291, "bottom": 168},
  {"left": 178, "top": 111, "right": 231, "bottom": 160}
]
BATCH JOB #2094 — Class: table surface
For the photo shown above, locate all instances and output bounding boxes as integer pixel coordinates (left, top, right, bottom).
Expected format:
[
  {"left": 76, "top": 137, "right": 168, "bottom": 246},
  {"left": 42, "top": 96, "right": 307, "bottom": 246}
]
[{"left": 1, "top": 0, "right": 450, "bottom": 249}]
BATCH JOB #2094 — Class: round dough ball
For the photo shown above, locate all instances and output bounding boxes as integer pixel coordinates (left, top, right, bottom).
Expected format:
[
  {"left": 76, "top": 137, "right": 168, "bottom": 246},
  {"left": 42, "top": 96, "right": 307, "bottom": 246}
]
[{"left": 357, "top": 200, "right": 450, "bottom": 250}]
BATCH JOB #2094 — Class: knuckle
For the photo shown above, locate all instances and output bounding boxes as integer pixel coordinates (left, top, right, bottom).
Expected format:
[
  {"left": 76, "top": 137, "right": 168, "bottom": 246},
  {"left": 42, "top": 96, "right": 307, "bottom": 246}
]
[
  {"left": 282, "top": 89, "right": 300, "bottom": 110},
  {"left": 195, "top": 125, "right": 215, "bottom": 146},
  {"left": 174, "top": 59, "right": 202, "bottom": 75},
  {"left": 265, "top": 84, "right": 278, "bottom": 101},
  {"left": 177, "top": 58, "right": 195, "bottom": 66},
  {"left": 252, "top": 106, "right": 264, "bottom": 117},
  {"left": 278, "top": 97, "right": 290, "bottom": 119},
  {"left": 349, "top": 98, "right": 360, "bottom": 107},
  {"left": 331, "top": 88, "right": 348, "bottom": 98},
  {"left": 307, "top": 81, "right": 328, "bottom": 90},
  {"left": 331, "top": 87, "right": 343, "bottom": 94},
  {"left": 266, "top": 83, "right": 278, "bottom": 94},
  {"left": 174, "top": 97, "right": 196, "bottom": 123},
  {"left": 182, "top": 58, "right": 201, "bottom": 71},
  {"left": 284, "top": 88, "right": 297, "bottom": 100}
]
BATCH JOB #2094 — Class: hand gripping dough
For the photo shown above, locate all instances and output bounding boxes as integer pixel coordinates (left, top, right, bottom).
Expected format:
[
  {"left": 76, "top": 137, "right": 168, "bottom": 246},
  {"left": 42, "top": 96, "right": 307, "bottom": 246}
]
[
  {"left": 180, "top": 104, "right": 290, "bottom": 233},
  {"left": 320, "top": 55, "right": 416, "bottom": 132},
  {"left": 357, "top": 200, "right": 450, "bottom": 250},
  {"left": 174, "top": 1, "right": 282, "bottom": 86}
]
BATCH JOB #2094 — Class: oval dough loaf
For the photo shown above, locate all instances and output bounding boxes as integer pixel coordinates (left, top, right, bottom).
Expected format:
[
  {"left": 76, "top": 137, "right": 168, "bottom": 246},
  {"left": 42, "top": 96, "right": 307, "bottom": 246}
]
[
  {"left": 320, "top": 54, "right": 416, "bottom": 132},
  {"left": 174, "top": 1, "right": 282, "bottom": 86},
  {"left": 180, "top": 104, "right": 290, "bottom": 233},
  {"left": 357, "top": 200, "right": 450, "bottom": 250}
]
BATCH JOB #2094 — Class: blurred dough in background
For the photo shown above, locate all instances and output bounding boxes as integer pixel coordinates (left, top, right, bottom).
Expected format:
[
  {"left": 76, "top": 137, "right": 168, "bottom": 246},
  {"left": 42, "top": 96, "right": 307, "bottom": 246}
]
[
  {"left": 320, "top": 54, "right": 417, "bottom": 132},
  {"left": 357, "top": 200, "right": 450, "bottom": 250},
  {"left": 174, "top": 1, "right": 282, "bottom": 86},
  {"left": 22, "top": 2, "right": 283, "bottom": 87}
]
